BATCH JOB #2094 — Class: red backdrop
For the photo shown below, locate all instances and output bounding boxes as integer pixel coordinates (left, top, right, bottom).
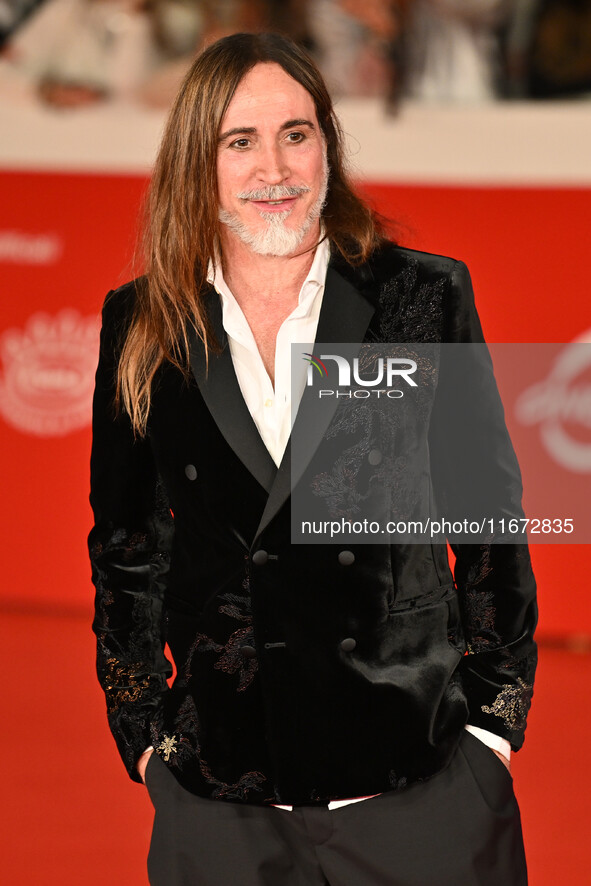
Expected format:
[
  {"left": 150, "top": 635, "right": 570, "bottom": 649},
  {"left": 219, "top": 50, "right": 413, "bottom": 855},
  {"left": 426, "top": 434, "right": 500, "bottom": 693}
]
[{"left": 1, "top": 170, "right": 589, "bottom": 636}]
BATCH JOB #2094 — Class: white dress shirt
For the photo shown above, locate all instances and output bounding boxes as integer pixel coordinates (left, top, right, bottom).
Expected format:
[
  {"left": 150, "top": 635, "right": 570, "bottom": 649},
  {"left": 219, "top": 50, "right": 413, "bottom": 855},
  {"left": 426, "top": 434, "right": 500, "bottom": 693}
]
[
  {"left": 202, "top": 240, "right": 510, "bottom": 809},
  {"left": 210, "top": 238, "right": 330, "bottom": 468}
]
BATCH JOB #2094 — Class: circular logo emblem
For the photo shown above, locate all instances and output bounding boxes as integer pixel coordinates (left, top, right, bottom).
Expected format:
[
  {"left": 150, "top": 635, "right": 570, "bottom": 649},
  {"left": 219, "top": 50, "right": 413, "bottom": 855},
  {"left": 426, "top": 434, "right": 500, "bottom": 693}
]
[
  {"left": 0, "top": 309, "right": 100, "bottom": 436},
  {"left": 515, "top": 330, "right": 591, "bottom": 473}
]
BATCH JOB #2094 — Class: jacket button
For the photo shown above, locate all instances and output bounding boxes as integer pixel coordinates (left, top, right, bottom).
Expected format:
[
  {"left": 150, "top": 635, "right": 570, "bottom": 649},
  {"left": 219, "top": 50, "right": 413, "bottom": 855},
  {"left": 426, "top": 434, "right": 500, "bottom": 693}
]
[
  {"left": 184, "top": 464, "right": 198, "bottom": 481},
  {"left": 338, "top": 550, "right": 355, "bottom": 566},
  {"left": 252, "top": 550, "right": 269, "bottom": 566},
  {"left": 240, "top": 645, "right": 257, "bottom": 659},
  {"left": 340, "top": 637, "right": 357, "bottom": 653},
  {"left": 368, "top": 449, "right": 382, "bottom": 466}
]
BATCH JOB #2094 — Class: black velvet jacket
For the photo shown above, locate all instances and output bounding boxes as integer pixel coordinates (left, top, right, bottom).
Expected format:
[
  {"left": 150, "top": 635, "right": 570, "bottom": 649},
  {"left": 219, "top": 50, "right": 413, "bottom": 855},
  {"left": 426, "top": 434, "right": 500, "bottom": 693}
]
[{"left": 89, "top": 243, "right": 537, "bottom": 805}]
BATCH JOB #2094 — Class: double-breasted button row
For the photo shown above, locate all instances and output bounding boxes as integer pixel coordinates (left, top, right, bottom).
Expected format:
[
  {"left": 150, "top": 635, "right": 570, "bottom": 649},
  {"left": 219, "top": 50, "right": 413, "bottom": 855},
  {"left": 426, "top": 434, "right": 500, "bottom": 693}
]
[{"left": 240, "top": 638, "right": 357, "bottom": 658}]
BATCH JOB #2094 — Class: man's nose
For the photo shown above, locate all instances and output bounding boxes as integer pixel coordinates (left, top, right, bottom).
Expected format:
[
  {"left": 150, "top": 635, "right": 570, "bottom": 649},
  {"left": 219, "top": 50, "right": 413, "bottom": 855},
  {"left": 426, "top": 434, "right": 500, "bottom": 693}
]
[{"left": 256, "top": 144, "right": 289, "bottom": 183}]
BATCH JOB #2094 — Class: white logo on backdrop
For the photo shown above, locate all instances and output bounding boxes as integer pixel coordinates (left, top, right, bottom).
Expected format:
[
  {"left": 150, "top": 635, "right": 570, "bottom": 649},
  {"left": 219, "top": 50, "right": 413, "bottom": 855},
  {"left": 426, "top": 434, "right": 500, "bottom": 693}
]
[
  {"left": 0, "top": 231, "right": 62, "bottom": 264},
  {"left": 515, "top": 330, "right": 591, "bottom": 473},
  {"left": 0, "top": 310, "right": 100, "bottom": 437}
]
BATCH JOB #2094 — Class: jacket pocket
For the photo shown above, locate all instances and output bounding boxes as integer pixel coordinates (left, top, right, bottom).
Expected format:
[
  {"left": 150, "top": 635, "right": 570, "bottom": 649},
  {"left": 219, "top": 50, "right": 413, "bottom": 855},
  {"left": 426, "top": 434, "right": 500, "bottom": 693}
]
[
  {"left": 387, "top": 585, "right": 466, "bottom": 654},
  {"left": 387, "top": 583, "right": 454, "bottom": 613}
]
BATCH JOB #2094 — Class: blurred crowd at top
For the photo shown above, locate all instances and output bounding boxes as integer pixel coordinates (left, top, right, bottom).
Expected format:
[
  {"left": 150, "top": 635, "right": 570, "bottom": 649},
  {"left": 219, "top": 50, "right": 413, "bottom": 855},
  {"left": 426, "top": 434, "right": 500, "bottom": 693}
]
[{"left": 1, "top": 0, "right": 590, "bottom": 111}]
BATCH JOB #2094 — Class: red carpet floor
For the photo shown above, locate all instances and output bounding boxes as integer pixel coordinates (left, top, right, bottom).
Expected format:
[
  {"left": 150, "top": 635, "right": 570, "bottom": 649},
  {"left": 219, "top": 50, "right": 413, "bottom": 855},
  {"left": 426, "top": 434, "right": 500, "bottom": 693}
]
[{"left": 1, "top": 605, "right": 589, "bottom": 885}]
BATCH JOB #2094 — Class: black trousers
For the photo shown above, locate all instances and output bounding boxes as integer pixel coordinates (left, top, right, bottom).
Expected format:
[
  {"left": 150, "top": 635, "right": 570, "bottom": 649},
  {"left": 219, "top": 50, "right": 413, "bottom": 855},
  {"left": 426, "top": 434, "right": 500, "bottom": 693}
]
[{"left": 145, "top": 731, "right": 528, "bottom": 886}]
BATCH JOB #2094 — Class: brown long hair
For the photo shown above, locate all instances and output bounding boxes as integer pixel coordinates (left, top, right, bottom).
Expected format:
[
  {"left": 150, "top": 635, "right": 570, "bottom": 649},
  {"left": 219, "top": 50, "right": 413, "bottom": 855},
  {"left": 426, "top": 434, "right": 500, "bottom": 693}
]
[{"left": 118, "top": 32, "right": 386, "bottom": 434}]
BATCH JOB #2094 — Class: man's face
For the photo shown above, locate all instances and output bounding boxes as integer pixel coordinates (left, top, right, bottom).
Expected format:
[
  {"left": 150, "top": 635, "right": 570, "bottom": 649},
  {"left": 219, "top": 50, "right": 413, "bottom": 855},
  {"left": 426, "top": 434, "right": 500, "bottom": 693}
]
[{"left": 217, "top": 62, "right": 328, "bottom": 257}]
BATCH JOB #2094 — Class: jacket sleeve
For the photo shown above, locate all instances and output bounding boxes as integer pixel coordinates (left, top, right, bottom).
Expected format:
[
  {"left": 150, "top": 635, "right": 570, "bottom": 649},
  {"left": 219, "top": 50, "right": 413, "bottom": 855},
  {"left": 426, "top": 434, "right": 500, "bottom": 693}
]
[
  {"left": 434, "top": 260, "right": 538, "bottom": 751},
  {"left": 88, "top": 287, "right": 174, "bottom": 781}
]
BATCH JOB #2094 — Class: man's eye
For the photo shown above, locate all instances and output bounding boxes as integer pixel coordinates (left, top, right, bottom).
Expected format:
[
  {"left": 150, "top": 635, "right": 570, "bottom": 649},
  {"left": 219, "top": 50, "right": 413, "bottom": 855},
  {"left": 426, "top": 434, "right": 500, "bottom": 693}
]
[
  {"left": 286, "top": 132, "right": 305, "bottom": 143},
  {"left": 230, "top": 138, "right": 251, "bottom": 149}
]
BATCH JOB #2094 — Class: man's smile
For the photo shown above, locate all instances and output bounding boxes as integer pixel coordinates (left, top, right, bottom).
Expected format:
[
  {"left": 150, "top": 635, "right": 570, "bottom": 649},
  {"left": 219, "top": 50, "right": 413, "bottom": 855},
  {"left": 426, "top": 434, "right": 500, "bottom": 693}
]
[{"left": 248, "top": 196, "right": 298, "bottom": 212}]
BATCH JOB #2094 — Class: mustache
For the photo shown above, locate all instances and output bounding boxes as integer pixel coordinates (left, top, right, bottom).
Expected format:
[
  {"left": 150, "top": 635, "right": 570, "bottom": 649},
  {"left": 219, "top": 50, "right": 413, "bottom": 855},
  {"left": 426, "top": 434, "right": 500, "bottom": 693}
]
[{"left": 237, "top": 184, "right": 311, "bottom": 201}]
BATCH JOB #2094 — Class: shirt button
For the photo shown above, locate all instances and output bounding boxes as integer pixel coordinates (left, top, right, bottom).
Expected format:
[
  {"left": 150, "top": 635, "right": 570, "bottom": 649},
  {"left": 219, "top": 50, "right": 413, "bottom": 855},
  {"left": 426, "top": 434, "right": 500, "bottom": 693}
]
[
  {"left": 264, "top": 398, "right": 273, "bottom": 408},
  {"left": 184, "top": 464, "right": 198, "bottom": 481},
  {"left": 338, "top": 550, "right": 355, "bottom": 566},
  {"left": 252, "top": 550, "right": 269, "bottom": 566},
  {"left": 240, "top": 645, "right": 257, "bottom": 659}
]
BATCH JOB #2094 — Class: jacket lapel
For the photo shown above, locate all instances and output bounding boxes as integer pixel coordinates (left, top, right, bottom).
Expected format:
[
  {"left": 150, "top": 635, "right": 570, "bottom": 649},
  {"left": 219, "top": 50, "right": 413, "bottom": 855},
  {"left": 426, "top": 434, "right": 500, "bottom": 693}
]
[
  {"left": 252, "top": 265, "right": 376, "bottom": 544},
  {"left": 188, "top": 286, "right": 277, "bottom": 494},
  {"left": 188, "top": 268, "right": 377, "bottom": 544}
]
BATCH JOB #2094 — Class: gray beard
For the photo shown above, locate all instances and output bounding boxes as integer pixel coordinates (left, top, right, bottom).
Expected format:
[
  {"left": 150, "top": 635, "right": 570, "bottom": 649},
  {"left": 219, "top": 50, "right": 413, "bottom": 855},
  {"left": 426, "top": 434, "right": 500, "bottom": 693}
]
[{"left": 218, "top": 156, "right": 329, "bottom": 257}]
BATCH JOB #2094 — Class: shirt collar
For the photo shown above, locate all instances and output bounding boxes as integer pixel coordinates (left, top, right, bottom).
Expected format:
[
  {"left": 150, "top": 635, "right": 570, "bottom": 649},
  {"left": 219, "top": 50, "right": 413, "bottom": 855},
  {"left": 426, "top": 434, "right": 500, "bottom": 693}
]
[
  {"left": 302, "top": 235, "right": 331, "bottom": 294},
  {"left": 207, "top": 236, "right": 331, "bottom": 311}
]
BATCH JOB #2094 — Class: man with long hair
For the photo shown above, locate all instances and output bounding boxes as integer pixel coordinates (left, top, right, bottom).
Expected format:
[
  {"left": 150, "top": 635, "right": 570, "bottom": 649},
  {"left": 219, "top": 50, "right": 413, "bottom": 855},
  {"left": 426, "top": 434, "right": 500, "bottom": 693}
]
[{"left": 89, "top": 32, "right": 537, "bottom": 885}]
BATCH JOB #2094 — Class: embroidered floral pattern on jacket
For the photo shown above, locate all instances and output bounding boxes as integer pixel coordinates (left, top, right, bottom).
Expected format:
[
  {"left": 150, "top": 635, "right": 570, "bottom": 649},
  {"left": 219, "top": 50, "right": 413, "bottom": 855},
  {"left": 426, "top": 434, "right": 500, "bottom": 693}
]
[
  {"left": 497, "top": 645, "right": 537, "bottom": 678},
  {"left": 217, "top": 583, "right": 252, "bottom": 623},
  {"left": 181, "top": 633, "right": 224, "bottom": 682},
  {"left": 464, "top": 587, "right": 501, "bottom": 654},
  {"left": 306, "top": 338, "right": 440, "bottom": 523},
  {"left": 198, "top": 759, "right": 267, "bottom": 801},
  {"left": 460, "top": 546, "right": 503, "bottom": 653},
  {"left": 181, "top": 586, "right": 259, "bottom": 690},
  {"left": 182, "top": 627, "right": 258, "bottom": 691},
  {"left": 103, "top": 658, "right": 152, "bottom": 713},
  {"left": 481, "top": 678, "right": 533, "bottom": 731},
  {"left": 89, "top": 493, "right": 174, "bottom": 776},
  {"left": 214, "top": 626, "right": 258, "bottom": 691},
  {"left": 377, "top": 259, "right": 445, "bottom": 344},
  {"left": 150, "top": 700, "right": 267, "bottom": 799}
]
